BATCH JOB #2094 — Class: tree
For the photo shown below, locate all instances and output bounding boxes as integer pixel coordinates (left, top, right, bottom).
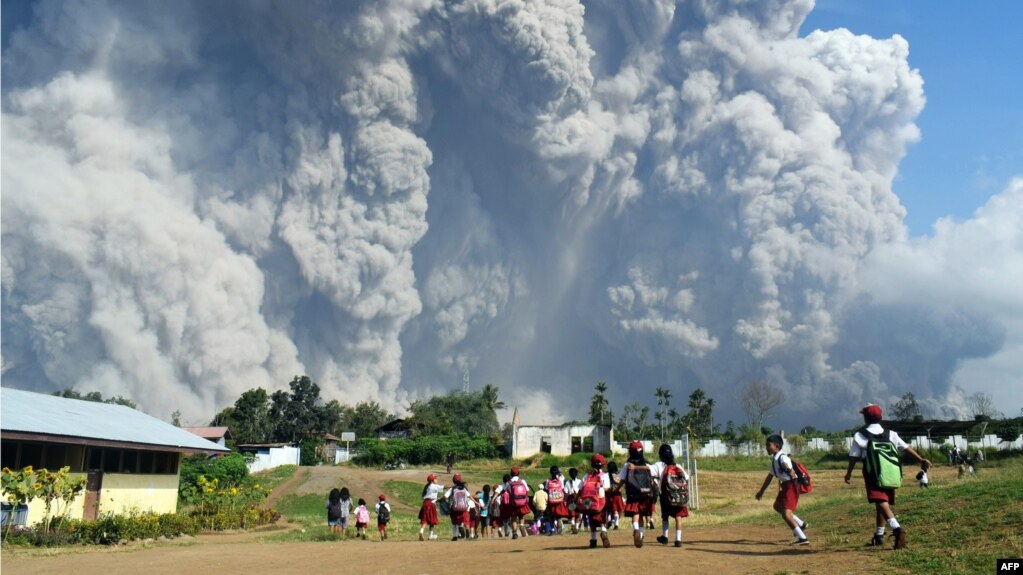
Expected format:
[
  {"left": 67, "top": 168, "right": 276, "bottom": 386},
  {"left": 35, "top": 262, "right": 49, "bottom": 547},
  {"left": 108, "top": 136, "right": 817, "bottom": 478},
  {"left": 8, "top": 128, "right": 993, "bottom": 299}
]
[
  {"left": 171, "top": 410, "right": 182, "bottom": 427},
  {"left": 655, "top": 387, "right": 672, "bottom": 441},
  {"left": 588, "top": 381, "right": 612, "bottom": 426},
  {"left": 228, "top": 388, "right": 272, "bottom": 444},
  {"left": 342, "top": 401, "right": 393, "bottom": 440},
  {"left": 479, "top": 384, "right": 506, "bottom": 412},
  {"left": 890, "top": 392, "right": 923, "bottom": 422},
  {"left": 268, "top": 376, "right": 326, "bottom": 442},
  {"left": 681, "top": 388, "right": 716, "bottom": 442},
  {"left": 964, "top": 392, "right": 1001, "bottom": 420},
  {"left": 737, "top": 380, "right": 783, "bottom": 430},
  {"left": 53, "top": 389, "right": 137, "bottom": 409},
  {"left": 405, "top": 389, "right": 501, "bottom": 437}
]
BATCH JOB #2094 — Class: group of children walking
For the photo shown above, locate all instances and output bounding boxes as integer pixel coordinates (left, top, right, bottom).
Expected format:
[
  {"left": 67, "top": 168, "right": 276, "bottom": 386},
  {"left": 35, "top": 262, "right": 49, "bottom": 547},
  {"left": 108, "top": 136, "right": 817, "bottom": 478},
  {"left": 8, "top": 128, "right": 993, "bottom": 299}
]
[
  {"left": 326, "top": 487, "right": 391, "bottom": 540},
  {"left": 328, "top": 403, "right": 932, "bottom": 552}
]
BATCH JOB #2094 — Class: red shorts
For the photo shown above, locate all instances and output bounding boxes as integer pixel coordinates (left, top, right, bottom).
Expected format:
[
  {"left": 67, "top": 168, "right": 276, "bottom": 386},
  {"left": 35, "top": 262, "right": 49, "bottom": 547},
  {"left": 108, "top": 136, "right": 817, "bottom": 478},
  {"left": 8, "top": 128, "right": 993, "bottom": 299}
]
[
  {"left": 775, "top": 480, "right": 800, "bottom": 511},
  {"left": 513, "top": 503, "right": 532, "bottom": 517},
  {"left": 419, "top": 500, "right": 439, "bottom": 526},
  {"left": 450, "top": 510, "right": 470, "bottom": 526},
  {"left": 863, "top": 472, "right": 896, "bottom": 505},
  {"left": 624, "top": 499, "right": 655, "bottom": 517}
]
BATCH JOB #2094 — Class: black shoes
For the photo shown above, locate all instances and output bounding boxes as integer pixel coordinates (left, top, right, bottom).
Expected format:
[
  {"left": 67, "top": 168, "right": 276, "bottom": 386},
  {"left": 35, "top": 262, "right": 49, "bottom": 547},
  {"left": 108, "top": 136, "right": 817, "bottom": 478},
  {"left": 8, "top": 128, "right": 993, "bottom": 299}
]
[
  {"left": 893, "top": 528, "right": 907, "bottom": 550},
  {"left": 656, "top": 535, "right": 669, "bottom": 545},
  {"left": 868, "top": 533, "right": 885, "bottom": 547},
  {"left": 791, "top": 538, "right": 809, "bottom": 546}
]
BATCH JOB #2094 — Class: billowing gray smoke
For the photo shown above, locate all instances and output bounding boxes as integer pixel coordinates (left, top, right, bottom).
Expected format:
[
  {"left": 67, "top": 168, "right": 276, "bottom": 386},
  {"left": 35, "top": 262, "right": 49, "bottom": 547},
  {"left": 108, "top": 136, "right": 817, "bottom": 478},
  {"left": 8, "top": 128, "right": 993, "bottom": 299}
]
[{"left": 3, "top": 0, "right": 1020, "bottom": 426}]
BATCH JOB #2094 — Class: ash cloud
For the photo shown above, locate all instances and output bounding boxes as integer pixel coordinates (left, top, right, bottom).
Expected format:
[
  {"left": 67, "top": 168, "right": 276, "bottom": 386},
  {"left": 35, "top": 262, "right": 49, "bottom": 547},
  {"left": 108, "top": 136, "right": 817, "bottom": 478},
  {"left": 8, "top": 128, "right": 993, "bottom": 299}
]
[{"left": 3, "top": 0, "right": 1020, "bottom": 426}]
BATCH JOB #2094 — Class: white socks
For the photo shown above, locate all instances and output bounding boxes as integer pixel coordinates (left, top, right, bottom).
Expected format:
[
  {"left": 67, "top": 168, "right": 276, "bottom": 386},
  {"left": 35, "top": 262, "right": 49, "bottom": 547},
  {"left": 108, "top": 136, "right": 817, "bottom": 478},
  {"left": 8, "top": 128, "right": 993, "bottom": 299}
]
[
  {"left": 888, "top": 517, "right": 901, "bottom": 530},
  {"left": 662, "top": 520, "right": 670, "bottom": 537},
  {"left": 793, "top": 526, "right": 806, "bottom": 540},
  {"left": 675, "top": 529, "right": 682, "bottom": 542}
]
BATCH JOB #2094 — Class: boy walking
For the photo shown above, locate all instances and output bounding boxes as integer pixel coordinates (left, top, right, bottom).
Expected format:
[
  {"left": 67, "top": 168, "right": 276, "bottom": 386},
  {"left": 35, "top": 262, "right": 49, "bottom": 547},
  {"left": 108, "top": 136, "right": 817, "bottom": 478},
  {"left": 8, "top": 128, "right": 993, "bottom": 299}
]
[
  {"left": 844, "top": 404, "right": 931, "bottom": 550},
  {"left": 755, "top": 435, "right": 809, "bottom": 545}
]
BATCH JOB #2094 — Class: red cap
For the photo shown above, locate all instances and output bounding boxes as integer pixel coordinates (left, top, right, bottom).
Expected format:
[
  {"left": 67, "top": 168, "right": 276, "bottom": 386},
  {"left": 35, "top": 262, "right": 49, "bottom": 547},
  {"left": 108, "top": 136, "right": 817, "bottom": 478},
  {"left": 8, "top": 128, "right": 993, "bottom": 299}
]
[
  {"left": 628, "top": 440, "right": 644, "bottom": 452},
  {"left": 379, "top": 494, "right": 386, "bottom": 501},
  {"left": 453, "top": 473, "right": 463, "bottom": 483},
  {"left": 860, "top": 404, "right": 883, "bottom": 421},
  {"left": 510, "top": 466, "right": 520, "bottom": 475},
  {"left": 427, "top": 473, "right": 437, "bottom": 482},
  {"left": 591, "top": 454, "right": 606, "bottom": 466}
]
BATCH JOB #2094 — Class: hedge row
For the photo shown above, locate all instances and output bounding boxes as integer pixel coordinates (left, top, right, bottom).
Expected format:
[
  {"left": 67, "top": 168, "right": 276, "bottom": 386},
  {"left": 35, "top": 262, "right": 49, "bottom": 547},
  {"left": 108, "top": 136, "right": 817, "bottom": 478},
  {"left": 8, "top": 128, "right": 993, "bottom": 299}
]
[{"left": 357, "top": 435, "right": 502, "bottom": 465}]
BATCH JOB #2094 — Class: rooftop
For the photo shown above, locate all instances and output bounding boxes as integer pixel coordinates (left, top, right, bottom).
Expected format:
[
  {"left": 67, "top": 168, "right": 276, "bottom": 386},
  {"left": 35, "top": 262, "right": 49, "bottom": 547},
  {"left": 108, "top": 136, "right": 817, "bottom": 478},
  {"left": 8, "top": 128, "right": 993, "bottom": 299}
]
[{"left": 1, "top": 387, "right": 229, "bottom": 453}]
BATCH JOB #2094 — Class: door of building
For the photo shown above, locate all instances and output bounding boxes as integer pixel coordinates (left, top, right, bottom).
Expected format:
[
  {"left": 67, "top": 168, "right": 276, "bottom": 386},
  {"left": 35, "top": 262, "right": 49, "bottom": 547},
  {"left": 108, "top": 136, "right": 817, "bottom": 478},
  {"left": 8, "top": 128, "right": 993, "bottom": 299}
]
[{"left": 83, "top": 471, "right": 103, "bottom": 520}]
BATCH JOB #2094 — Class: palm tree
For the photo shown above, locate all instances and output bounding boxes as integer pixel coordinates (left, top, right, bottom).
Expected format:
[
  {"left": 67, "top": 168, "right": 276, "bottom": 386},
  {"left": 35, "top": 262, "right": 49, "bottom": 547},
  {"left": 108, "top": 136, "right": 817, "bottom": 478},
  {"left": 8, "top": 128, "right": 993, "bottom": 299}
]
[
  {"left": 655, "top": 387, "right": 672, "bottom": 441},
  {"left": 480, "top": 384, "right": 506, "bottom": 412}
]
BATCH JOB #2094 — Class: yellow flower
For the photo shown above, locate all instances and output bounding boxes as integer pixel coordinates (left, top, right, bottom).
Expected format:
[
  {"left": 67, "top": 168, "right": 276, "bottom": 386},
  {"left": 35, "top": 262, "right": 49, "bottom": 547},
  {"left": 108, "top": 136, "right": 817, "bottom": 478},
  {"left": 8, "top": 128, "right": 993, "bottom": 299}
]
[
  {"left": 230, "top": 488, "right": 238, "bottom": 495},
  {"left": 2, "top": 467, "right": 11, "bottom": 474},
  {"left": 23, "top": 466, "right": 33, "bottom": 473}
]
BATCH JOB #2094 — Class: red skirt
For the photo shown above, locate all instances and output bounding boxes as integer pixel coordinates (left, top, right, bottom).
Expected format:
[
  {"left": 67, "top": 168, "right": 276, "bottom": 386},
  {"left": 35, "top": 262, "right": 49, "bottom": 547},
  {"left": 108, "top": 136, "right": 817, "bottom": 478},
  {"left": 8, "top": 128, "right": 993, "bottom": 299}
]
[
  {"left": 419, "top": 500, "right": 439, "bottom": 526},
  {"left": 624, "top": 499, "right": 656, "bottom": 517},
  {"left": 547, "top": 501, "right": 570, "bottom": 518},
  {"left": 513, "top": 503, "right": 532, "bottom": 517},
  {"left": 775, "top": 480, "right": 800, "bottom": 511},
  {"left": 660, "top": 503, "right": 690, "bottom": 519},
  {"left": 609, "top": 494, "right": 625, "bottom": 514},
  {"left": 450, "top": 510, "right": 470, "bottom": 526}
]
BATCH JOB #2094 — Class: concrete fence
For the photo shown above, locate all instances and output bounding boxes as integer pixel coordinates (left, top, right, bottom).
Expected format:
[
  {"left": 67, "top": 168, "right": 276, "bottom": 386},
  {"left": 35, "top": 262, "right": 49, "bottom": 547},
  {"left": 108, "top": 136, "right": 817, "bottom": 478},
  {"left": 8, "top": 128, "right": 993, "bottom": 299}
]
[{"left": 693, "top": 434, "right": 1023, "bottom": 458}]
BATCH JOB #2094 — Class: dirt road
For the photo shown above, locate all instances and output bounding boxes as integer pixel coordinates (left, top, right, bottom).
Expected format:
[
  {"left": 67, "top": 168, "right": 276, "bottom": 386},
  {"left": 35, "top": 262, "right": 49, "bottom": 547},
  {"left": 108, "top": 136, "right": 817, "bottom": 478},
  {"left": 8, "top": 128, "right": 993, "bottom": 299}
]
[{"left": 1, "top": 465, "right": 895, "bottom": 575}]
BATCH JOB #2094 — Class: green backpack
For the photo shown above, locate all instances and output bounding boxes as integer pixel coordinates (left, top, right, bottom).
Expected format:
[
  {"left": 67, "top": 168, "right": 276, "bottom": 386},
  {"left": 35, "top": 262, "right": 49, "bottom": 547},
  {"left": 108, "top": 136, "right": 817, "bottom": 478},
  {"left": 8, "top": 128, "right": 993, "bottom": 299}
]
[{"left": 862, "top": 428, "right": 902, "bottom": 489}]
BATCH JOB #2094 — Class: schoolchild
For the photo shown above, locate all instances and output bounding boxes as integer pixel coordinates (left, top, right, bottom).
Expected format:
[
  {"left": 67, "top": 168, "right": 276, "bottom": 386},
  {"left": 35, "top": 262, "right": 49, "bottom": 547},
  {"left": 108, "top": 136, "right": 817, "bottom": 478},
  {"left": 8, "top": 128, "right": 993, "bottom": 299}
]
[
  {"left": 618, "top": 440, "right": 657, "bottom": 548},
  {"left": 543, "top": 466, "right": 568, "bottom": 534},
  {"left": 844, "top": 404, "right": 932, "bottom": 550},
  {"left": 604, "top": 461, "right": 625, "bottom": 530},
  {"left": 446, "top": 473, "right": 474, "bottom": 541},
  {"left": 336, "top": 487, "right": 354, "bottom": 538},
  {"left": 478, "top": 485, "right": 492, "bottom": 538},
  {"left": 498, "top": 475, "right": 513, "bottom": 537},
  {"left": 755, "top": 436, "right": 807, "bottom": 545},
  {"left": 489, "top": 483, "right": 505, "bottom": 537},
  {"left": 579, "top": 453, "right": 611, "bottom": 549},
  {"left": 505, "top": 466, "right": 533, "bottom": 539},
  {"left": 648, "top": 444, "right": 690, "bottom": 548},
  {"left": 354, "top": 498, "right": 370, "bottom": 540},
  {"left": 565, "top": 467, "right": 582, "bottom": 534},
  {"left": 376, "top": 494, "right": 391, "bottom": 540},
  {"left": 533, "top": 481, "right": 550, "bottom": 534},
  {"left": 419, "top": 473, "right": 444, "bottom": 541},
  {"left": 916, "top": 469, "right": 929, "bottom": 488},
  {"left": 326, "top": 488, "right": 344, "bottom": 536}
]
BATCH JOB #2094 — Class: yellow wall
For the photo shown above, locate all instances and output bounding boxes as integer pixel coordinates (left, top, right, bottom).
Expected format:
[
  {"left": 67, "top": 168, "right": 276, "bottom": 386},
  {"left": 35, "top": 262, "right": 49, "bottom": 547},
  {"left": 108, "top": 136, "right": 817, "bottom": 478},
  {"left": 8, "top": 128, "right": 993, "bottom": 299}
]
[{"left": 17, "top": 473, "right": 179, "bottom": 526}]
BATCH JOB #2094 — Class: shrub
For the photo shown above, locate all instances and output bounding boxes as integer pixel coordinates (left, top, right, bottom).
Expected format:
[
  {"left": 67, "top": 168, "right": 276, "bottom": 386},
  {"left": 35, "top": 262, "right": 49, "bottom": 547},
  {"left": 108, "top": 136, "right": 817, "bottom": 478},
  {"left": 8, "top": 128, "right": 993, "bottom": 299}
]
[
  {"left": 179, "top": 453, "right": 249, "bottom": 503},
  {"left": 356, "top": 435, "right": 501, "bottom": 466}
]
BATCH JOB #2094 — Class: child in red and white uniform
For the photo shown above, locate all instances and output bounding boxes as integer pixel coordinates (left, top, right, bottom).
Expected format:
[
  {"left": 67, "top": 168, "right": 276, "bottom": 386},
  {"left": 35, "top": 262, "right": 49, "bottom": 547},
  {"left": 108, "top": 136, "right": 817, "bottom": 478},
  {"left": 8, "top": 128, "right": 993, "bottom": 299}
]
[
  {"left": 489, "top": 482, "right": 505, "bottom": 537},
  {"left": 418, "top": 473, "right": 443, "bottom": 541},
  {"left": 354, "top": 499, "right": 371, "bottom": 540},
  {"left": 504, "top": 466, "right": 533, "bottom": 539},
  {"left": 618, "top": 440, "right": 657, "bottom": 548},
  {"left": 755, "top": 435, "right": 808, "bottom": 545},
  {"left": 543, "top": 466, "right": 568, "bottom": 535},
  {"left": 580, "top": 454, "right": 611, "bottom": 549},
  {"left": 651, "top": 444, "right": 689, "bottom": 548},
  {"left": 604, "top": 461, "right": 625, "bottom": 530},
  {"left": 375, "top": 494, "right": 391, "bottom": 540},
  {"left": 565, "top": 467, "right": 582, "bottom": 534},
  {"left": 445, "top": 473, "right": 473, "bottom": 541},
  {"left": 844, "top": 404, "right": 931, "bottom": 549}
]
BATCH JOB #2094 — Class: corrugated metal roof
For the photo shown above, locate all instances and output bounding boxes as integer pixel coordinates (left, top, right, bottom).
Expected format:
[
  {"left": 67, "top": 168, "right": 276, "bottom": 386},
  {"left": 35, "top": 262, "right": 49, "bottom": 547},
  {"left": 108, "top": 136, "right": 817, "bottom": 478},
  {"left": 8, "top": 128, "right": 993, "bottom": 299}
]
[
  {"left": 1, "top": 387, "right": 229, "bottom": 452},
  {"left": 182, "top": 426, "right": 232, "bottom": 439}
]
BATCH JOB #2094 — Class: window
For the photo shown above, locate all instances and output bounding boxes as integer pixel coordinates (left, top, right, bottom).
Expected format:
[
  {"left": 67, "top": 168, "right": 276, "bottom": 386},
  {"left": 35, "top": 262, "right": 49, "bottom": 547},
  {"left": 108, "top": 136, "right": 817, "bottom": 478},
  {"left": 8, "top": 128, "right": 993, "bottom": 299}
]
[
  {"left": 122, "top": 450, "right": 138, "bottom": 473},
  {"left": 44, "top": 444, "right": 67, "bottom": 470},
  {"left": 19, "top": 443, "right": 43, "bottom": 469},
  {"left": 0, "top": 442, "right": 18, "bottom": 470},
  {"left": 140, "top": 451, "right": 154, "bottom": 474},
  {"left": 540, "top": 437, "right": 552, "bottom": 454},
  {"left": 582, "top": 436, "right": 594, "bottom": 453},
  {"left": 571, "top": 436, "right": 582, "bottom": 454},
  {"left": 87, "top": 447, "right": 102, "bottom": 470},
  {"left": 102, "top": 449, "right": 121, "bottom": 472}
]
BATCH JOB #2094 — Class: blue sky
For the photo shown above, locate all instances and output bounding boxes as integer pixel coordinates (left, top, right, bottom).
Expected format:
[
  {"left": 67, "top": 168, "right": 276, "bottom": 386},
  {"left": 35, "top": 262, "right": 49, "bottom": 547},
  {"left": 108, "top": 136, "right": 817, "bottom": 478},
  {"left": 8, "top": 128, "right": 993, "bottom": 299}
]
[{"left": 801, "top": 1, "right": 1023, "bottom": 236}]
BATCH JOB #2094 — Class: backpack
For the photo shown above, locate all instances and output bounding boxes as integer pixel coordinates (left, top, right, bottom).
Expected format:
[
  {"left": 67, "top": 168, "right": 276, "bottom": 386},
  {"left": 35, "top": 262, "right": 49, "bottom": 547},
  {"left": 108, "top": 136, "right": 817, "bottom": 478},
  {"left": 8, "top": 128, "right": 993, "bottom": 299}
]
[
  {"left": 660, "top": 464, "right": 689, "bottom": 507},
  {"left": 789, "top": 458, "right": 812, "bottom": 494},
  {"left": 625, "top": 463, "right": 656, "bottom": 502},
  {"left": 547, "top": 477, "right": 565, "bottom": 504},
  {"left": 577, "top": 473, "right": 605, "bottom": 514},
  {"left": 451, "top": 488, "right": 470, "bottom": 513},
  {"left": 509, "top": 478, "right": 530, "bottom": 507},
  {"left": 438, "top": 497, "right": 451, "bottom": 516},
  {"left": 377, "top": 502, "right": 390, "bottom": 523},
  {"left": 862, "top": 428, "right": 903, "bottom": 489},
  {"left": 490, "top": 493, "right": 503, "bottom": 517},
  {"left": 327, "top": 500, "right": 343, "bottom": 521}
]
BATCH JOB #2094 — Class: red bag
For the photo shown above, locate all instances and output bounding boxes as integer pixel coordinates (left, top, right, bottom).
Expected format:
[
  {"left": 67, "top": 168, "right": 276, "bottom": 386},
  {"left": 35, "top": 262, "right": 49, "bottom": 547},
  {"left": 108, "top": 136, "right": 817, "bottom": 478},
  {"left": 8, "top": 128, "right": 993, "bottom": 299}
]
[{"left": 577, "top": 473, "right": 605, "bottom": 514}]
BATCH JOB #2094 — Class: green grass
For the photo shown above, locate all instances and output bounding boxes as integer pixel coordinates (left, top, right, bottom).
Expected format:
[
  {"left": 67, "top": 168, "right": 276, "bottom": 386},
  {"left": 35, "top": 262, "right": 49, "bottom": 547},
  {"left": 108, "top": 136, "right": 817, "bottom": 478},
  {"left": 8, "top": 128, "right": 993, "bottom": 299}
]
[{"left": 736, "top": 459, "right": 1023, "bottom": 574}]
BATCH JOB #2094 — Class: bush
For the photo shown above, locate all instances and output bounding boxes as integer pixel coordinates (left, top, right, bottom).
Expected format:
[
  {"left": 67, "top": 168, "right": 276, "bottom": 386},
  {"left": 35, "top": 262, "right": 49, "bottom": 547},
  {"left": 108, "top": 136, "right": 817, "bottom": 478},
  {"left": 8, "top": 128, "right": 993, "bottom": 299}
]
[
  {"left": 179, "top": 453, "right": 250, "bottom": 504},
  {"left": 356, "top": 435, "right": 501, "bottom": 465}
]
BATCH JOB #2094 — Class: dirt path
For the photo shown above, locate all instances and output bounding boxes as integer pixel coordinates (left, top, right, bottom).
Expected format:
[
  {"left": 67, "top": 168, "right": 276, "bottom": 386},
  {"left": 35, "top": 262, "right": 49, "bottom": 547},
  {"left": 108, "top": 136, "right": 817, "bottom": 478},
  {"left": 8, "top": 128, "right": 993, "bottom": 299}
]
[{"left": 1, "top": 465, "right": 898, "bottom": 575}]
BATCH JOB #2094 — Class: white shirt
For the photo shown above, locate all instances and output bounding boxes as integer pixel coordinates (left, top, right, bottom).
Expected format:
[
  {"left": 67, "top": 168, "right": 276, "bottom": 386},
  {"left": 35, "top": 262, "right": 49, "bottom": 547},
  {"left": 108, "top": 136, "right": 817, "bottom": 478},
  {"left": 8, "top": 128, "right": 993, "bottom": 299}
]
[
  {"left": 375, "top": 501, "right": 391, "bottom": 517},
  {"left": 850, "top": 423, "right": 908, "bottom": 459},
  {"left": 564, "top": 477, "right": 582, "bottom": 495},
  {"left": 423, "top": 482, "right": 444, "bottom": 501},
  {"left": 650, "top": 460, "right": 690, "bottom": 483},
  {"left": 769, "top": 452, "right": 794, "bottom": 482},
  {"left": 504, "top": 475, "right": 532, "bottom": 496}
]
